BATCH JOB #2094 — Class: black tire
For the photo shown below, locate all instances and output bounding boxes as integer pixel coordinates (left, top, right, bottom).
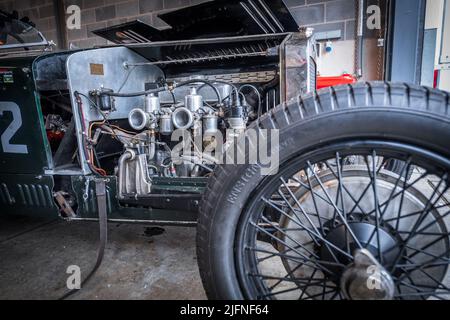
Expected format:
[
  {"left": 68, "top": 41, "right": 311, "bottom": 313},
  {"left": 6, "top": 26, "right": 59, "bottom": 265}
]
[{"left": 196, "top": 82, "right": 450, "bottom": 300}]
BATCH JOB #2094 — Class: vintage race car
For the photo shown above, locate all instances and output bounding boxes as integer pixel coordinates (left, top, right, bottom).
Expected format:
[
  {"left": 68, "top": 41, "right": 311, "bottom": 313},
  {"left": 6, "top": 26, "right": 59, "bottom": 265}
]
[{"left": 1, "top": 0, "right": 450, "bottom": 300}]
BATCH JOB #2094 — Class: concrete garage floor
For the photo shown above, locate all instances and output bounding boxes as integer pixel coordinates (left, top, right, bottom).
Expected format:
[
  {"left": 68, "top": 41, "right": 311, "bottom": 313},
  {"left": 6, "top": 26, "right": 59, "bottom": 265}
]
[
  {"left": 0, "top": 215, "right": 206, "bottom": 300},
  {"left": 1, "top": 172, "right": 448, "bottom": 300}
]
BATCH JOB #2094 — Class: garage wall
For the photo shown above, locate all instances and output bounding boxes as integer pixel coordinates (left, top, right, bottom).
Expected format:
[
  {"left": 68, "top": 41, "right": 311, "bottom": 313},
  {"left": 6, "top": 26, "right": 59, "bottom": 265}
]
[
  {"left": 0, "top": 0, "right": 59, "bottom": 48},
  {"left": 0, "top": 0, "right": 384, "bottom": 79},
  {"left": 425, "top": 0, "right": 450, "bottom": 91}
]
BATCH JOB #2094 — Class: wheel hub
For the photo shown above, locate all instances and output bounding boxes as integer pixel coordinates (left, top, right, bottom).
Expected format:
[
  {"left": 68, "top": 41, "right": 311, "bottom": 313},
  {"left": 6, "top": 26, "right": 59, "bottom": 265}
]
[
  {"left": 320, "top": 219, "right": 400, "bottom": 299},
  {"left": 321, "top": 219, "right": 401, "bottom": 269}
]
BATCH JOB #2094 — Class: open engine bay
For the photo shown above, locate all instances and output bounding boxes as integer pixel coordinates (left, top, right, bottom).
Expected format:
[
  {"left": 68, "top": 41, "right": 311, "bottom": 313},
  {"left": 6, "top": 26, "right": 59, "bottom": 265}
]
[{"left": 33, "top": 32, "right": 315, "bottom": 218}]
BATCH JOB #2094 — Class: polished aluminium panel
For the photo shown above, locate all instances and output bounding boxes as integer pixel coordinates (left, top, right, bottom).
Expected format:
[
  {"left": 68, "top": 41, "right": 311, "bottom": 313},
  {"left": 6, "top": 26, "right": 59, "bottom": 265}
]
[
  {"left": 280, "top": 32, "right": 316, "bottom": 103},
  {"left": 66, "top": 46, "right": 165, "bottom": 174}
]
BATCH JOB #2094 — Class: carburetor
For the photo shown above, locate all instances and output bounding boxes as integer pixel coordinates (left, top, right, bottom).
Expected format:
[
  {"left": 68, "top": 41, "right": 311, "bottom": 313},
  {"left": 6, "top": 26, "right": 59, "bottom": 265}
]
[
  {"left": 127, "top": 87, "right": 221, "bottom": 136},
  {"left": 128, "top": 93, "right": 161, "bottom": 131},
  {"left": 103, "top": 80, "right": 252, "bottom": 197}
]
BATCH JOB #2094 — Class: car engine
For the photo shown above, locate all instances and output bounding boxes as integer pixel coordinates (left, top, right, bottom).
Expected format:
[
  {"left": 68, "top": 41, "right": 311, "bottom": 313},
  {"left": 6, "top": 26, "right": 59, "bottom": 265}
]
[
  {"left": 82, "top": 78, "right": 260, "bottom": 199},
  {"left": 35, "top": 32, "right": 316, "bottom": 202}
]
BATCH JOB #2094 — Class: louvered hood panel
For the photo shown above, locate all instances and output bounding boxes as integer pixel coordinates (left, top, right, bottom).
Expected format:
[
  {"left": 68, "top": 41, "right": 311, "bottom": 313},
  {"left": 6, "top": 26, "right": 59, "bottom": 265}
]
[{"left": 93, "top": 0, "right": 298, "bottom": 44}]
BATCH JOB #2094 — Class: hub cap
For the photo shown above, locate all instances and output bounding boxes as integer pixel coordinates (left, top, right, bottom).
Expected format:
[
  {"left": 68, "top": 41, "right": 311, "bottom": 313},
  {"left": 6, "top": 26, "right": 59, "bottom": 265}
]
[{"left": 341, "top": 249, "right": 395, "bottom": 300}]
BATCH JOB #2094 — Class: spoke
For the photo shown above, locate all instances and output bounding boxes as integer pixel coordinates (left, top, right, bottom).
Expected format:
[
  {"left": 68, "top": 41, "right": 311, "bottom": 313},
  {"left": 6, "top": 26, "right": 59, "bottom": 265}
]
[
  {"left": 329, "top": 290, "right": 341, "bottom": 300},
  {"left": 396, "top": 279, "right": 429, "bottom": 300},
  {"left": 396, "top": 246, "right": 450, "bottom": 282},
  {"left": 384, "top": 204, "right": 450, "bottom": 223},
  {"left": 299, "top": 269, "right": 319, "bottom": 300},
  {"left": 250, "top": 273, "right": 332, "bottom": 286},
  {"left": 408, "top": 247, "right": 450, "bottom": 264},
  {"left": 380, "top": 158, "right": 412, "bottom": 221},
  {"left": 268, "top": 259, "right": 305, "bottom": 291},
  {"left": 396, "top": 261, "right": 450, "bottom": 270},
  {"left": 256, "top": 245, "right": 302, "bottom": 264},
  {"left": 307, "top": 161, "right": 363, "bottom": 249},
  {"left": 299, "top": 288, "right": 339, "bottom": 300},
  {"left": 278, "top": 177, "right": 341, "bottom": 264},
  {"left": 406, "top": 242, "right": 450, "bottom": 262},
  {"left": 323, "top": 158, "right": 367, "bottom": 217},
  {"left": 346, "top": 159, "right": 388, "bottom": 216},
  {"left": 261, "top": 284, "right": 305, "bottom": 298},
  {"left": 275, "top": 191, "right": 322, "bottom": 248},
  {"left": 261, "top": 281, "right": 334, "bottom": 299},
  {"left": 250, "top": 221, "right": 333, "bottom": 274},
  {"left": 260, "top": 215, "right": 320, "bottom": 260},
  {"left": 283, "top": 228, "right": 317, "bottom": 232},
  {"left": 415, "top": 209, "right": 450, "bottom": 235},
  {"left": 347, "top": 183, "right": 373, "bottom": 216},
  {"left": 407, "top": 184, "right": 448, "bottom": 243},
  {"left": 290, "top": 177, "right": 335, "bottom": 208},
  {"left": 251, "top": 247, "right": 345, "bottom": 268},
  {"left": 389, "top": 174, "right": 448, "bottom": 273},
  {"left": 255, "top": 240, "right": 315, "bottom": 263},
  {"left": 365, "top": 158, "right": 412, "bottom": 256},
  {"left": 398, "top": 278, "right": 426, "bottom": 293},
  {"left": 279, "top": 178, "right": 323, "bottom": 246},
  {"left": 304, "top": 173, "right": 325, "bottom": 233},
  {"left": 395, "top": 161, "right": 413, "bottom": 231},
  {"left": 260, "top": 273, "right": 338, "bottom": 300},
  {"left": 397, "top": 231, "right": 450, "bottom": 236},
  {"left": 326, "top": 153, "right": 370, "bottom": 219},
  {"left": 320, "top": 270, "right": 328, "bottom": 301},
  {"left": 393, "top": 237, "right": 450, "bottom": 284},
  {"left": 398, "top": 257, "right": 450, "bottom": 291},
  {"left": 351, "top": 170, "right": 430, "bottom": 219},
  {"left": 395, "top": 290, "right": 450, "bottom": 299},
  {"left": 397, "top": 280, "right": 450, "bottom": 291},
  {"left": 262, "top": 197, "right": 353, "bottom": 260},
  {"left": 366, "top": 152, "right": 383, "bottom": 263},
  {"left": 335, "top": 152, "right": 350, "bottom": 255}
]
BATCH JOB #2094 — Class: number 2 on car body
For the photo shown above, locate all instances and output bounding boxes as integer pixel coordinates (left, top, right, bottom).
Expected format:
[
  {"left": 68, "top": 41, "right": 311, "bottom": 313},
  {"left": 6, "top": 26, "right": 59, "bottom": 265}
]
[{"left": 0, "top": 101, "right": 29, "bottom": 154}]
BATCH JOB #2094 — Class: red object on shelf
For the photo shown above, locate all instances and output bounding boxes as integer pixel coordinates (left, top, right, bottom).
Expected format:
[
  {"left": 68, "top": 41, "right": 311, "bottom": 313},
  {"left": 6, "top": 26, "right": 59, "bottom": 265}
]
[
  {"left": 434, "top": 70, "right": 439, "bottom": 88},
  {"left": 316, "top": 74, "right": 357, "bottom": 90}
]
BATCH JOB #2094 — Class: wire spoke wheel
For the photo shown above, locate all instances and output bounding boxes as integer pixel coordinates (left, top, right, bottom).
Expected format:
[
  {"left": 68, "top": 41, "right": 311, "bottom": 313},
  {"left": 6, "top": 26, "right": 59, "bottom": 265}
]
[
  {"left": 235, "top": 142, "right": 450, "bottom": 300},
  {"left": 196, "top": 83, "right": 450, "bottom": 301}
]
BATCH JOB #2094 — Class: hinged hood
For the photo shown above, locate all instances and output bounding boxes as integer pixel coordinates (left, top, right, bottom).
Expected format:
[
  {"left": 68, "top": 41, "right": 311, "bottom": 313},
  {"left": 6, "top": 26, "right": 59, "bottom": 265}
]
[{"left": 93, "top": 0, "right": 298, "bottom": 44}]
